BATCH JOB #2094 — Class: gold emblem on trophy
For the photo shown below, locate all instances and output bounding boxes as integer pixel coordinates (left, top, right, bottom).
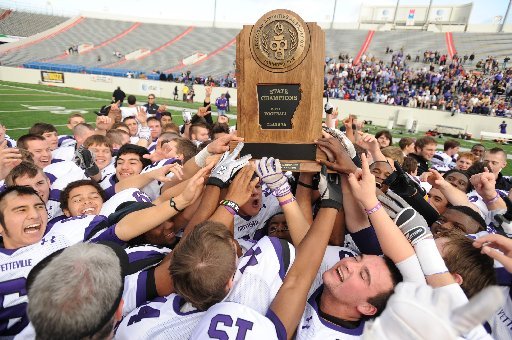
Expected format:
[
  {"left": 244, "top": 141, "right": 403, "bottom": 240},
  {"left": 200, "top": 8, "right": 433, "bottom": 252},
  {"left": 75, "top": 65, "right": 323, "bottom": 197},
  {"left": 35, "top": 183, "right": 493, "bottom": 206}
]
[{"left": 250, "top": 9, "right": 310, "bottom": 72}]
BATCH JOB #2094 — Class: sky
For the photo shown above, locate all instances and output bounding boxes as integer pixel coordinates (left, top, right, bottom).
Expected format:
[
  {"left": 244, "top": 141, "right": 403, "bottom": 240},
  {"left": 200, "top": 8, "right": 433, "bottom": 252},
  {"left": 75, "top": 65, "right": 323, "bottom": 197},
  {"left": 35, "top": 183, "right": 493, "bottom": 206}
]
[{"left": 0, "top": 0, "right": 510, "bottom": 24}]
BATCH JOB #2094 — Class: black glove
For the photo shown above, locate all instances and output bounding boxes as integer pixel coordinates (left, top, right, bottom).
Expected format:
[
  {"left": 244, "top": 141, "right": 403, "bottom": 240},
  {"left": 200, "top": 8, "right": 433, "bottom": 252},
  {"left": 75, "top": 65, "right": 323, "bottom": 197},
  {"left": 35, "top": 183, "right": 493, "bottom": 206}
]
[
  {"left": 383, "top": 161, "right": 424, "bottom": 198},
  {"left": 74, "top": 146, "right": 100, "bottom": 177},
  {"left": 318, "top": 165, "right": 342, "bottom": 210}
]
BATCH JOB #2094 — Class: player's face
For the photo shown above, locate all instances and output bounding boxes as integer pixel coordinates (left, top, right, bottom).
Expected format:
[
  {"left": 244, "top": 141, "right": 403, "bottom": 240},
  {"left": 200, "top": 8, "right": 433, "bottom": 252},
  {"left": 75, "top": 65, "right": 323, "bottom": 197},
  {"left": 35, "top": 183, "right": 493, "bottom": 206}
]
[
  {"left": 148, "top": 120, "right": 162, "bottom": 140},
  {"left": 42, "top": 131, "right": 58, "bottom": 151},
  {"left": 0, "top": 193, "right": 47, "bottom": 249},
  {"left": 125, "top": 119, "right": 138, "bottom": 136},
  {"left": 64, "top": 185, "right": 104, "bottom": 217},
  {"left": 162, "top": 140, "right": 179, "bottom": 159},
  {"left": 417, "top": 143, "right": 437, "bottom": 160},
  {"left": 471, "top": 146, "right": 485, "bottom": 161},
  {"left": 238, "top": 182, "right": 262, "bottom": 217},
  {"left": 267, "top": 214, "right": 291, "bottom": 243},
  {"left": 322, "top": 255, "right": 394, "bottom": 315},
  {"left": 377, "top": 135, "right": 391, "bottom": 148},
  {"left": 427, "top": 188, "right": 448, "bottom": 214},
  {"left": 431, "top": 209, "right": 482, "bottom": 236},
  {"left": 68, "top": 116, "right": 85, "bottom": 130},
  {"left": 192, "top": 127, "right": 210, "bottom": 143},
  {"left": 444, "top": 172, "right": 469, "bottom": 192},
  {"left": 88, "top": 143, "right": 112, "bottom": 170},
  {"left": 161, "top": 115, "right": 172, "bottom": 126},
  {"left": 143, "top": 218, "right": 177, "bottom": 245},
  {"left": 25, "top": 139, "right": 52, "bottom": 168},
  {"left": 370, "top": 161, "right": 392, "bottom": 188},
  {"left": 116, "top": 153, "right": 144, "bottom": 181},
  {"left": 484, "top": 152, "right": 506, "bottom": 176},
  {"left": 14, "top": 172, "right": 50, "bottom": 203},
  {"left": 455, "top": 157, "right": 473, "bottom": 171}
]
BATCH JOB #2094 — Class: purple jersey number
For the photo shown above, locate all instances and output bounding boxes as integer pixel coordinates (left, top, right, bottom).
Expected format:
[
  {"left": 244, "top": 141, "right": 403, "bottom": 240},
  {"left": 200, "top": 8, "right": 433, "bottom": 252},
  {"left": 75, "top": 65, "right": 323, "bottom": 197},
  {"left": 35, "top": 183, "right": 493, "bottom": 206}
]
[
  {"left": 208, "top": 314, "right": 254, "bottom": 340},
  {"left": 0, "top": 277, "right": 28, "bottom": 336}
]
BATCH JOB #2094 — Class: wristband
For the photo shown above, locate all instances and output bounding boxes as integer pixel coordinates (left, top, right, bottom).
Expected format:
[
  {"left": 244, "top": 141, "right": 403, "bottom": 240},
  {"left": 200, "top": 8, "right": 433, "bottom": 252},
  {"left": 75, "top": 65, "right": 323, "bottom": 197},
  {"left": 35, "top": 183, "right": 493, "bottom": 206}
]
[
  {"left": 483, "top": 192, "right": 500, "bottom": 205},
  {"left": 414, "top": 238, "right": 449, "bottom": 276},
  {"left": 170, "top": 197, "right": 184, "bottom": 212},
  {"left": 223, "top": 205, "right": 237, "bottom": 216},
  {"left": 219, "top": 200, "right": 240, "bottom": 214},
  {"left": 365, "top": 202, "right": 382, "bottom": 215},
  {"left": 297, "top": 181, "right": 315, "bottom": 189},
  {"left": 272, "top": 183, "right": 291, "bottom": 198},
  {"left": 194, "top": 147, "right": 213, "bottom": 168},
  {"left": 279, "top": 196, "right": 296, "bottom": 207}
]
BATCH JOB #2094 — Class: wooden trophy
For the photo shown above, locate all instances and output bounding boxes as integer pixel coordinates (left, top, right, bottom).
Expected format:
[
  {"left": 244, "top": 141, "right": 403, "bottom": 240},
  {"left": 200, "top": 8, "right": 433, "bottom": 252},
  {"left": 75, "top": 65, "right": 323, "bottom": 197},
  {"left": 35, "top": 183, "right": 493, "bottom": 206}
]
[{"left": 234, "top": 9, "right": 326, "bottom": 171}]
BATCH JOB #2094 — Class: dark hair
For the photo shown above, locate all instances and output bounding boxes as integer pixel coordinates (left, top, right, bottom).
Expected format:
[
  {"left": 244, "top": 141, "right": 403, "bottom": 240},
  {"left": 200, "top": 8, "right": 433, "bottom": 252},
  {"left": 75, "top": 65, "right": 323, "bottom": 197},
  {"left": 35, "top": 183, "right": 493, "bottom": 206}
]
[
  {"left": 375, "top": 130, "right": 393, "bottom": 147},
  {"left": 190, "top": 122, "right": 209, "bottom": 137},
  {"left": 111, "top": 122, "right": 129, "bottom": 130},
  {"left": 127, "top": 95, "right": 136, "bottom": 105},
  {"left": 29, "top": 123, "right": 57, "bottom": 135},
  {"left": 366, "top": 256, "right": 403, "bottom": 318},
  {"left": 211, "top": 122, "right": 229, "bottom": 138},
  {"left": 446, "top": 205, "right": 486, "bottom": 232},
  {"left": 5, "top": 161, "right": 44, "bottom": 187},
  {"left": 471, "top": 144, "right": 486, "bottom": 152},
  {"left": 398, "top": 137, "right": 415, "bottom": 150},
  {"left": 466, "top": 161, "right": 486, "bottom": 177},
  {"left": 174, "top": 138, "right": 198, "bottom": 162},
  {"left": 115, "top": 144, "right": 151, "bottom": 169},
  {"left": 0, "top": 186, "right": 44, "bottom": 228},
  {"left": 444, "top": 139, "right": 460, "bottom": 151},
  {"left": 415, "top": 136, "right": 437, "bottom": 150},
  {"left": 402, "top": 156, "right": 418, "bottom": 174},
  {"left": 160, "top": 111, "right": 172, "bottom": 119},
  {"left": 443, "top": 169, "right": 471, "bottom": 192},
  {"left": 17, "top": 134, "right": 46, "bottom": 150},
  {"left": 488, "top": 147, "right": 506, "bottom": 157},
  {"left": 60, "top": 180, "right": 106, "bottom": 212}
]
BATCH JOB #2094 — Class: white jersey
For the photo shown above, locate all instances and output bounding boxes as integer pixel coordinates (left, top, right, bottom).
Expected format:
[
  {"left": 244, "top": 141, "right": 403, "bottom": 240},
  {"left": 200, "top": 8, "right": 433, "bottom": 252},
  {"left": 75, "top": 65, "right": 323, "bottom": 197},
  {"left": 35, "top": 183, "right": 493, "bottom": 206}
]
[
  {"left": 121, "top": 106, "right": 142, "bottom": 120},
  {"left": 4, "top": 137, "right": 16, "bottom": 148},
  {"left": 139, "top": 158, "right": 179, "bottom": 201},
  {"left": 431, "top": 151, "right": 456, "bottom": 172},
  {"left": 43, "top": 161, "right": 84, "bottom": 185},
  {"left": 234, "top": 185, "right": 281, "bottom": 241},
  {"left": 51, "top": 146, "right": 75, "bottom": 162},
  {"left": 116, "top": 294, "right": 203, "bottom": 340},
  {"left": 0, "top": 215, "right": 114, "bottom": 336},
  {"left": 58, "top": 135, "right": 76, "bottom": 148},
  {"left": 190, "top": 302, "right": 283, "bottom": 340},
  {"left": 100, "top": 189, "right": 152, "bottom": 217},
  {"left": 98, "top": 173, "right": 117, "bottom": 200}
]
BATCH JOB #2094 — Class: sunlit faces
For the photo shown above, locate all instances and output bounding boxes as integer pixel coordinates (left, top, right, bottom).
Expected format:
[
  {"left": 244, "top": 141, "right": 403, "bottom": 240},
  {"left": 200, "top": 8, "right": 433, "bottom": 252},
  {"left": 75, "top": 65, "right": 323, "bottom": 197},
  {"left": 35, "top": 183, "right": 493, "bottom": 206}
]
[
  {"left": 455, "top": 157, "right": 473, "bottom": 171},
  {"left": 238, "top": 182, "right": 262, "bottom": 217},
  {"left": 63, "top": 185, "right": 104, "bottom": 217},
  {"left": 416, "top": 143, "right": 437, "bottom": 160},
  {"left": 14, "top": 172, "right": 50, "bottom": 203},
  {"left": 484, "top": 152, "right": 507, "bottom": 177},
  {"left": 25, "top": 139, "right": 52, "bottom": 168},
  {"left": 87, "top": 143, "right": 113, "bottom": 170},
  {"left": 369, "top": 161, "right": 393, "bottom": 188},
  {"left": 431, "top": 208, "right": 483, "bottom": 236},
  {"left": 322, "top": 255, "right": 394, "bottom": 315},
  {"left": 191, "top": 126, "right": 210, "bottom": 143},
  {"left": 42, "top": 131, "right": 58, "bottom": 151},
  {"left": 148, "top": 120, "right": 162, "bottom": 140},
  {"left": 124, "top": 118, "right": 139, "bottom": 136},
  {"left": 427, "top": 188, "right": 449, "bottom": 214},
  {"left": 116, "top": 153, "right": 144, "bottom": 181},
  {"left": 444, "top": 172, "right": 469, "bottom": 192},
  {"left": 0, "top": 192, "right": 48, "bottom": 249},
  {"left": 267, "top": 214, "right": 291, "bottom": 243}
]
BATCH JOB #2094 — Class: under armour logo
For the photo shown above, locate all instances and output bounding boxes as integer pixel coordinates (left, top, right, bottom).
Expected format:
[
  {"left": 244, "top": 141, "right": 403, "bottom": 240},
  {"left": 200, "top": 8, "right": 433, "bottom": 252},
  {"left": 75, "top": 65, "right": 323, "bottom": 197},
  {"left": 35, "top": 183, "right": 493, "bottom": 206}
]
[
  {"left": 239, "top": 247, "right": 262, "bottom": 273},
  {"left": 40, "top": 236, "right": 56, "bottom": 245}
]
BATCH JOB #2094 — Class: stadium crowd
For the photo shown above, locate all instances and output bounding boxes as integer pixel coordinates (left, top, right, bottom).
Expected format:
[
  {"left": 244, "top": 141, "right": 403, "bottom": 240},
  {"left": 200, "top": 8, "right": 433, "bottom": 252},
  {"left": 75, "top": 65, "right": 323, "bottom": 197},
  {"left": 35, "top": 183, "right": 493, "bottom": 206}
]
[
  {"left": 324, "top": 51, "right": 512, "bottom": 117},
  {"left": 1, "top": 88, "right": 512, "bottom": 339}
]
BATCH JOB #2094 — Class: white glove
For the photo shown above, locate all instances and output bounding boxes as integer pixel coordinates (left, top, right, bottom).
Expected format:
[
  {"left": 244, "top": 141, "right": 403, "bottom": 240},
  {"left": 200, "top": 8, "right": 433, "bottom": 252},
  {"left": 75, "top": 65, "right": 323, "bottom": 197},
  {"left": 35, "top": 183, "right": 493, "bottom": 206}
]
[
  {"left": 255, "top": 157, "right": 290, "bottom": 197},
  {"left": 207, "top": 142, "right": 251, "bottom": 188},
  {"left": 363, "top": 282, "right": 504, "bottom": 340}
]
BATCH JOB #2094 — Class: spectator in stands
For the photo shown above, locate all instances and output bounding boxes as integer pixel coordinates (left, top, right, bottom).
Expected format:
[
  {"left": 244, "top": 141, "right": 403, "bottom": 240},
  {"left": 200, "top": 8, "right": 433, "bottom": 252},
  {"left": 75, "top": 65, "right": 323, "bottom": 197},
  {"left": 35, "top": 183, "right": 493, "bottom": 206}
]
[
  {"left": 375, "top": 130, "right": 392, "bottom": 149},
  {"left": 483, "top": 147, "right": 512, "bottom": 191},
  {"left": 409, "top": 136, "right": 437, "bottom": 176},
  {"left": 398, "top": 137, "right": 415, "bottom": 156},
  {"left": 215, "top": 93, "right": 228, "bottom": 116},
  {"left": 471, "top": 144, "right": 486, "bottom": 162},
  {"left": 112, "top": 87, "right": 126, "bottom": 106},
  {"left": 182, "top": 84, "right": 189, "bottom": 101},
  {"left": 173, "top": 86, "right": 178, "bottom": 101},
  {"left": 499, "top": 121, "right": 507, "bottom": 134}
]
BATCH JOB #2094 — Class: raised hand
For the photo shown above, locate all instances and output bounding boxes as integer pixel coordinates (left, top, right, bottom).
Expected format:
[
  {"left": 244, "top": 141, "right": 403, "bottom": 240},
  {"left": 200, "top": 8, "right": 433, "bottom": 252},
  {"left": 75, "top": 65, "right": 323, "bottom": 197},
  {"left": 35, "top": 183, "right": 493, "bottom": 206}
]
[
  {"left": 136, "top": 106, "right": 148, "bottom": 125},
  {"left": 255, "top": 157, "right": 288, "bottom": 197},
  {"left": 470, "top": 168, "right": 497, "bottom": 202},
  {"left": 473, "top": 233, "right": 512, "bottom": 273},
  {"left": 0, "top": 141, "right": 22, "bottom": 179},
  {"left": 206, "top": 134, "right": 243, "bottom": 154},
  {"left": 150, "top": 163, "right": 183, "bottom": 182},
  {"left": 356, "top": 131, "right": 380, "bottom": 153},
  {"left": 74, "top": 146, "right": 99, "bottom": 177},
  {"left": 315, "top": 137, "right": 358, "bottom": 174},
  {"left": 347, "top": 153, "right": 376, "bottom": 208},
  {"left": 318, "top": 165, "right": 342, "bottom": 210},
  {"left": 208, "top": 142, "right": 251, "bottom": 188},
  {"left": 96, "top": 116, "right": 113, "bottom": 131},
  {"left": 225, "top": 165, "right": 259, "bottom": 207},
  {"left": 176, "top": 165, "right": 210, "bottom": 206}
]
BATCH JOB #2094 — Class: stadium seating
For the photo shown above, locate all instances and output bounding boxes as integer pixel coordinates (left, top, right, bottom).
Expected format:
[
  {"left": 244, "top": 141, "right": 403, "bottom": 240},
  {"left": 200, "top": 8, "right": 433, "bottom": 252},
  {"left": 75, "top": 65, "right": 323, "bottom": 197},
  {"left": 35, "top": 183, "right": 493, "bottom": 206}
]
[{"left": 0, "top": 8, "right": 68, "bottom": 37}]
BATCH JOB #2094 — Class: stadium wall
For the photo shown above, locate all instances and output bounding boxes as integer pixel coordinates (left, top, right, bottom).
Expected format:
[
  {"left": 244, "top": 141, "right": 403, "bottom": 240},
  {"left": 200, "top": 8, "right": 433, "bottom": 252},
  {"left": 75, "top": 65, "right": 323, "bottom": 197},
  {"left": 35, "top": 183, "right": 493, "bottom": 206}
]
[{"left": 0, "top": 66, "right": 506, "bottom": 138}]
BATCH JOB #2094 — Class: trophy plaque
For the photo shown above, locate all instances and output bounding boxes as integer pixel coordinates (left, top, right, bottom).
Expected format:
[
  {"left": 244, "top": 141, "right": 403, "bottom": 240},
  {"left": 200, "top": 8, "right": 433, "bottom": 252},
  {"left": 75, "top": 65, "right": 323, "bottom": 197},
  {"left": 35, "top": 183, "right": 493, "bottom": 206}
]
[{"left": 234, "top": 9, "right": 326, "bottom": 172}]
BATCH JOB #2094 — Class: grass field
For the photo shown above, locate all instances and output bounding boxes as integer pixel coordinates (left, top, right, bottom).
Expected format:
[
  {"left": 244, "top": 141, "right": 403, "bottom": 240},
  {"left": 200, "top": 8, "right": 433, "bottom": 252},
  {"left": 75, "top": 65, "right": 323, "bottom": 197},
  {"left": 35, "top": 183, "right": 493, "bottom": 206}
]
[{"left": 1, "top": 80, "right": 512, "bottom": 175}]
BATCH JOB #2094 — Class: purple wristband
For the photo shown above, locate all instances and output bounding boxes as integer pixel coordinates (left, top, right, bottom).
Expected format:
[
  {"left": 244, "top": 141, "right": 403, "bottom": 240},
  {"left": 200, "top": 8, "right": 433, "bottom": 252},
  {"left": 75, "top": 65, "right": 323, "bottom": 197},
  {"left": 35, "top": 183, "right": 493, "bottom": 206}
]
[
  {"left": 483, "top": 192, "right": 499, "bottom": 205},
  {"left": 279, "top": 196, "right": 296, "bottom": 207},
  {"left": 223, "top": 205, "right": 237, "bottom": 216},
  {"left": 365, "top": 202, "right": 382, "bottom": 215}
]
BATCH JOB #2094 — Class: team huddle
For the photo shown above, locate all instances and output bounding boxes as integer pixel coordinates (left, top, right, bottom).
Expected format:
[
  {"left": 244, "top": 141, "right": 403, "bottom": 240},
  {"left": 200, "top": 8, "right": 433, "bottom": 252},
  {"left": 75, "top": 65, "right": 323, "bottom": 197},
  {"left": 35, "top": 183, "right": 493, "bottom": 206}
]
[{"left": 0, "top": 92, "right": 512, "bottom": 339}]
